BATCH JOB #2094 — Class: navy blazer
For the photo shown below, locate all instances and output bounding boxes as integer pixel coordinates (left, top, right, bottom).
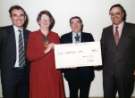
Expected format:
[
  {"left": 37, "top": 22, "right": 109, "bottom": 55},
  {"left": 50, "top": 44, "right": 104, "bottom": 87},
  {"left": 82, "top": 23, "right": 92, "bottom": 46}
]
[{"left": 0, "top": 25, "right": 30, "bottom": 71}]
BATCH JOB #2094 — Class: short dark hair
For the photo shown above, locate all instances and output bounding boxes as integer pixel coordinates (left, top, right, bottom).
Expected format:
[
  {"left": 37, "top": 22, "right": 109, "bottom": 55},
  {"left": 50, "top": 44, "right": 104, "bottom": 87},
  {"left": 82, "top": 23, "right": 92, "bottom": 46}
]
[
  {"left": 69, "top": 16, "right": 83, "bottom": 31},
  {"left": 70, "top": 16, "right": 83, "bottom": 24},
  {"left": 37, "top": 10, "right": 55, "bottom": 31},
  {"left": 109, "top": 4, "right": 127, "bottom": 21},
  {"left": 9, "top": 5, "right": 28, "bottom": 28},
  {"left": 9, "top": 5, "right": 26, "bottom": 17}
]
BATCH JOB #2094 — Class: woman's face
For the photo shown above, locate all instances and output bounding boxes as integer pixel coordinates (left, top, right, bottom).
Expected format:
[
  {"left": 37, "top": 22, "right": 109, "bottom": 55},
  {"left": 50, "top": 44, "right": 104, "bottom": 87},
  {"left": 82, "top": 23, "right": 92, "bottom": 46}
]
[{"left": 38, "top": 14, "right": 51, "bottom": 29}]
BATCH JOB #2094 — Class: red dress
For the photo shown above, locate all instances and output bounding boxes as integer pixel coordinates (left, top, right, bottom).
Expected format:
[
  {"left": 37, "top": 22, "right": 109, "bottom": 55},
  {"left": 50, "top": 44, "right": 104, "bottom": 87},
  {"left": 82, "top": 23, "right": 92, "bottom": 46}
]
[{"left": 27, "top": 30, "right": 65, "bottom": 98}]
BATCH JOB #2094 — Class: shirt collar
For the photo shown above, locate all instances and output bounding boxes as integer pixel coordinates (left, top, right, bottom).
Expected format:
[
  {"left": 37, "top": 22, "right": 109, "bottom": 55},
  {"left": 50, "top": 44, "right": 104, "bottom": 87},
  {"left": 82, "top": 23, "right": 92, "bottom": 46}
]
[
  {"left": 113, "top": 21, "right": 124, "bottom": 28},
  {"left": 72, "top": 32, "right": 81, "bottom": 36},
  {"left": 113, "top": 22, "right": 124, "bottom": 33},
  {"left": 13, "top": 25, "right": 23, "bottom": 32}
]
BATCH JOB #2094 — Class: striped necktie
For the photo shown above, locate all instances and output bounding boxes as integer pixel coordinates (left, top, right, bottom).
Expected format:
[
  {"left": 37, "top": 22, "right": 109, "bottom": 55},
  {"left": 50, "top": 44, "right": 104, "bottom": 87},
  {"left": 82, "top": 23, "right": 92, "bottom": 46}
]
[{"left": 18, "top": 29, "right": 25, "bottom": 67}]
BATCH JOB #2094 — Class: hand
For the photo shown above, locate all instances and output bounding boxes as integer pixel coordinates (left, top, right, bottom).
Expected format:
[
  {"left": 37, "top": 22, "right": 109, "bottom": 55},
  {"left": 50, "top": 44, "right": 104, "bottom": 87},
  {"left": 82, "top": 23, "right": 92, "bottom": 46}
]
[
  {"left": 44, "top": 42, "right": 49, "bottom": 48},
  {"left": 133, "top": 70, "right": 135, "bottom": 76},
  {"left": 44, "top": 43, "right": 55, "bottom": 54}
]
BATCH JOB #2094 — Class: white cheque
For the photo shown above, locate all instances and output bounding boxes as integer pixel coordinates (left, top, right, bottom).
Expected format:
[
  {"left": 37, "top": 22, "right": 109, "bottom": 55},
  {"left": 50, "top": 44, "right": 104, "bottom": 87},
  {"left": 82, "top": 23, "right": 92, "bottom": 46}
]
[{"left": 54, "top": 41, "right": 102, "bottom": 69}]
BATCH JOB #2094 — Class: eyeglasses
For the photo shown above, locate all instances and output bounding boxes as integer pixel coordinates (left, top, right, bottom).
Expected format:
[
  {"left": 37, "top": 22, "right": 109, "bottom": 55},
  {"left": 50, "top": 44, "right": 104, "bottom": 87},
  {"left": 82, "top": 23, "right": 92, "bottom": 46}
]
[{"left": 110, "top": 12, "right": 122, "bottom": 17}]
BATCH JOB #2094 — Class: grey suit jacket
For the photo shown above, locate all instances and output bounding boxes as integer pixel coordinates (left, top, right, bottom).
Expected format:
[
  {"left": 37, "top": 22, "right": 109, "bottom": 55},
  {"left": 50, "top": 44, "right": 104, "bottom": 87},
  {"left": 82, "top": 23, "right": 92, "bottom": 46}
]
[{"left": 101, "top": 22, "right": 135, "bottom": 74}]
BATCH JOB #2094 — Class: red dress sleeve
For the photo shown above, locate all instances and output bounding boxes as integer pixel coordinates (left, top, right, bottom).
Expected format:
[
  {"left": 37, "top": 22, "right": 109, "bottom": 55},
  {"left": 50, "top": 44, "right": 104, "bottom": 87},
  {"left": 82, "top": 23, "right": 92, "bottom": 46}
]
[
  {"left": 54, "top": 33, "right": 60, "bottom": 44},
  {"left": 27, "top": 32, "right": 45, "bottom": 62}
]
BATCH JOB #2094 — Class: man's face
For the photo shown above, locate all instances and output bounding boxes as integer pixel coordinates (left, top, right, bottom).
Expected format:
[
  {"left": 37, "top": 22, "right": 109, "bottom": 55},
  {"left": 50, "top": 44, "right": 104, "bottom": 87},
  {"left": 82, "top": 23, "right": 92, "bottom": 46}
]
[
  {"left": 10, "top": 9, "right": 26, "bottom": 28},
  {"left": 109, "top": 7, "right": 124, "bottom": 25},
  {"left": 70, "top": 18, "right": 82, "bottom": 33}
]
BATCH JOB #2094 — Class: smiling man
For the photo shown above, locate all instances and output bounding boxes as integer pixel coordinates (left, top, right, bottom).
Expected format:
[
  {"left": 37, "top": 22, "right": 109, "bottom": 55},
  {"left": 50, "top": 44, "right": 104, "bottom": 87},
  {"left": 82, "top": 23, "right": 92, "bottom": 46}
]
[
  {"left": 101, "top": 4, "right": 135, "bottom": 98},
  {"left": 61, "top": 16, "right": 95, "bottom": 98},
  {"left": 0, "top": 5, "right": 30, "bottom": 98}
]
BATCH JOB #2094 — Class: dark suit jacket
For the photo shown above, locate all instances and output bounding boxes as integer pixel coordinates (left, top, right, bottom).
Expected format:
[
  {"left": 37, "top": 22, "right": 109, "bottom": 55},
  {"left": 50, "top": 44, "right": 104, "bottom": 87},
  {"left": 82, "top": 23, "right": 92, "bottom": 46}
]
[
  {"left": 0, "top": 28, "right": 6, "bottom": 68},
  {"left": 60, "top": 32, "right": 95, "bottom": 81},
  {"left": 0, "top": 25, "right": 30, "bottom": 71},
  {"left": 101, "top": 22, "right": 135, "bottom": 75}
]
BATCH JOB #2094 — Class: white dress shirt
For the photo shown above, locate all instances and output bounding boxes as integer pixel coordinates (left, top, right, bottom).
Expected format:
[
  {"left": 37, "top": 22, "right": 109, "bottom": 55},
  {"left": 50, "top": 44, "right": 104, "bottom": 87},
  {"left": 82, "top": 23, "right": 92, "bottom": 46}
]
[
  {"left": 113, "top": 22, "right": 124, "bottom": 38},
  {"left": 13, "top": 25, "right": 24, "bottom": 68},
  {"left": 72, "top": 32, "right": 81, "bottom": 43}
]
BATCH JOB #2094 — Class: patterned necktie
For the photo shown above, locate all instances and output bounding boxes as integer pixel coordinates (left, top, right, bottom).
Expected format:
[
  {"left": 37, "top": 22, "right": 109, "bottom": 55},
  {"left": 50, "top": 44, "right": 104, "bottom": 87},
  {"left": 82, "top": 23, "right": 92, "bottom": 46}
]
[
  {"left": 18, "top": 29, "right": 25, "bottom": 67},
  {"left": 75, "top": 33, "right": 80, "bottom": 42},
  {"left": 114, "top": 26, "right": 119, "bottom": 46}
]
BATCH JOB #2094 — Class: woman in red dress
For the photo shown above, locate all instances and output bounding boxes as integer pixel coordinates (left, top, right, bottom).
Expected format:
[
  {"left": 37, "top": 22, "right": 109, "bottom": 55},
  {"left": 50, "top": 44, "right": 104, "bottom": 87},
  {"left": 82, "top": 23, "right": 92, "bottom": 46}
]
[{"left": 27, "top": 10, "right": 65, "bottom": 98}]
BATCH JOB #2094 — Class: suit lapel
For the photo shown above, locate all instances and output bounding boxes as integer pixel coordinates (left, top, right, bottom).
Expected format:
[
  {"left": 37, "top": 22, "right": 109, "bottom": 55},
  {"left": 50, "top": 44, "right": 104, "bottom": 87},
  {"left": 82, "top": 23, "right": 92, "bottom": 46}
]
[
  {"left": 81, "top": 32, "right": 85, "bottom": 42},
  {"left": 108, "top": 26, "right": 117, "bottom": 48},
  {"left": 81, "top": 32, "right": 83, "bottom": 42},
  {"left": 8, "top": 26, "right": 16, "bottom": 50},
  {"left": 69, "top": 32, "right": 73, "bottom": 43},
  {"left": 7, "top": 26, "right": 16, "bottom": 61},
  {"left": 23, "top": 29, "right": 28, "bottom": 49},
  {"left": 117, "top": 23, "right": 128, "bottom": 47}
]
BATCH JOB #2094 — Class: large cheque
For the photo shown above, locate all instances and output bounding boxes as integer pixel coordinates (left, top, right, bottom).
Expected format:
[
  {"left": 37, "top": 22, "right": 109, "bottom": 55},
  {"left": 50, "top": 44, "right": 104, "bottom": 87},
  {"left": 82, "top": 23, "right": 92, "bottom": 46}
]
[{"left": 54, "top": 41, "right": 102, "bottom": 69}]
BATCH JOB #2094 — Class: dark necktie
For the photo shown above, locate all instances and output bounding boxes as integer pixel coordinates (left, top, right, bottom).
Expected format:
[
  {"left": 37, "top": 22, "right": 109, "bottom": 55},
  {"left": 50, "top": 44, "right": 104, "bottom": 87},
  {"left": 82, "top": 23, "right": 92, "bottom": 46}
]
[
  {"left": 114, "top": 26, "right": 119, "bottom": 46},
  {"left": 18, "top": 29, "right": 25, "bottom": 67},
  {"left": 75, "top": 33, "right": 80, "bottom": 42}
]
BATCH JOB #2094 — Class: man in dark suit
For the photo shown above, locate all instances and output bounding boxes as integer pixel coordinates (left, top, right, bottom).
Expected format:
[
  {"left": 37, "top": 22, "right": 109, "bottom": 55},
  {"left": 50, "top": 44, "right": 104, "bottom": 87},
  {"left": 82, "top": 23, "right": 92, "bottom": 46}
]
[
  {"left": 101, "top": 4, "right": 135, "bottom": 98},
  {"left": 61, "top": 16, "right": 95, "bottom": 98},
  {"left": 0, "top": 5, "right": 30, "bottom": 98}
]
